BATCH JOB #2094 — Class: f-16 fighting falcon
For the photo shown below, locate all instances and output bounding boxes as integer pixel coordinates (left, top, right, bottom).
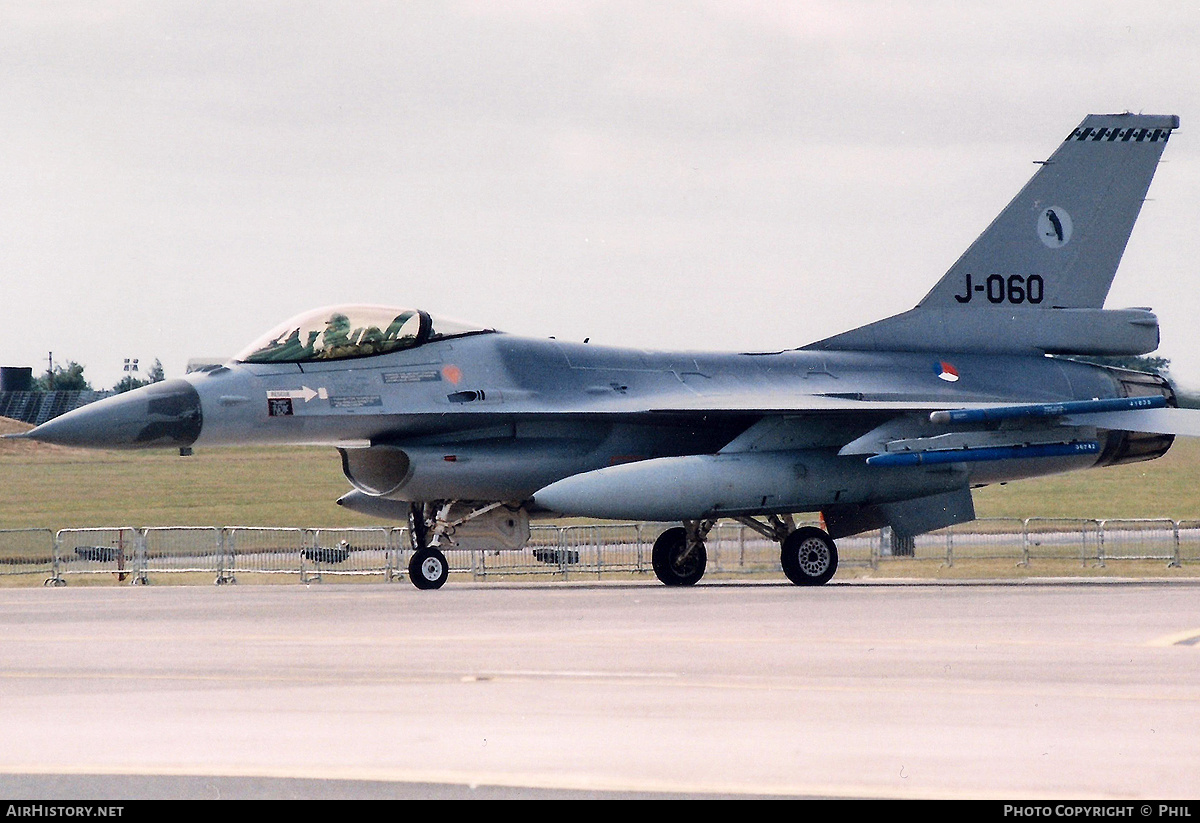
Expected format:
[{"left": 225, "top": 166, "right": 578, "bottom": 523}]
[{"left": 17, "top": 113, "right": 1200, "bottom": 589}]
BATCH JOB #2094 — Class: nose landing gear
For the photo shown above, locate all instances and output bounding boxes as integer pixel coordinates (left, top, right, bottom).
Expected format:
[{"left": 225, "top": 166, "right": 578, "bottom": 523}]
[{"left": 407, "top": 502, "right": 449, "bottom": 590}]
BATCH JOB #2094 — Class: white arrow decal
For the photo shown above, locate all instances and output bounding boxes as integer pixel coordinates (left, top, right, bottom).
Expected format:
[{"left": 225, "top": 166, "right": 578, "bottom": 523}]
[{"left": 267, "top": 386, "right": 328, "bottom": 402}]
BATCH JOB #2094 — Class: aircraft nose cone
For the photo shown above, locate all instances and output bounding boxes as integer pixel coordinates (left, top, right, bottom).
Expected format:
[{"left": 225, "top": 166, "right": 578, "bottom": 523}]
[{"left": 25, "top": 379, "right": 202, "bottom": 449}]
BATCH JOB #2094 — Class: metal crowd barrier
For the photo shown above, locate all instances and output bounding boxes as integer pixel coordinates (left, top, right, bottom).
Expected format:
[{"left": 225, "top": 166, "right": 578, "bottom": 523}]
[
  {"left": 0, "top": 528, "right": 55, "bottom": 582},
  {"left": 53, "top": 527, "right": 146, "bottom": 585},
  {"left": 0, "top": 518, "right": 1195, "bottom": 586},
  {"left": 302, "top": 527, "right": 394, "bottom": 582}
]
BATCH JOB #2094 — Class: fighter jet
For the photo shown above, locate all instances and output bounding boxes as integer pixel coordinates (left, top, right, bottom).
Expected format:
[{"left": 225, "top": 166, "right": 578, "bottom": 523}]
[{"left": 17, "top": 113, "right": 1200, "bottom": 589}]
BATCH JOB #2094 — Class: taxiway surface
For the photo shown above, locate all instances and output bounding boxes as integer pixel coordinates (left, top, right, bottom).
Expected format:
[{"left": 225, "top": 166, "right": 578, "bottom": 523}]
[{"left": 1, "top": 579, "right": 1197, "bottom": 799}]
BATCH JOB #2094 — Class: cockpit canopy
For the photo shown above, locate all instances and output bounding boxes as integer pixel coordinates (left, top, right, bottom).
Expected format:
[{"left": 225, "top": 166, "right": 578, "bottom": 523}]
[{"left": 235, "top": 305, "right": 494, "bottom": 364}]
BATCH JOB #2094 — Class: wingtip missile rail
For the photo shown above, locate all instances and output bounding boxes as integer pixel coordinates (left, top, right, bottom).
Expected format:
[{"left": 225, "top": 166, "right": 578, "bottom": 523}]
[{"left": 929, "top": 395, "right": 1167, "bottom": 426}]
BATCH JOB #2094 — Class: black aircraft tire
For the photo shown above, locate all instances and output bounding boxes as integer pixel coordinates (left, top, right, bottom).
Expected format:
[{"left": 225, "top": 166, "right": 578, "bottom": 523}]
[
  {"left": 652, "top": 527, "right": 707, "bottom": 587},
  {"left": 781, "top": 527, "right": 838, "bottom": 586},
  {"left": 409, "top": 547, "right": 449, "bottom": 590}
]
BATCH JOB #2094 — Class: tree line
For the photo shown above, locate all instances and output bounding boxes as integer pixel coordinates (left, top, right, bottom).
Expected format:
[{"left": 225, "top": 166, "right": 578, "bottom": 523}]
[{"left": 35, "top": 359, "right": 166, "bottom": 393}]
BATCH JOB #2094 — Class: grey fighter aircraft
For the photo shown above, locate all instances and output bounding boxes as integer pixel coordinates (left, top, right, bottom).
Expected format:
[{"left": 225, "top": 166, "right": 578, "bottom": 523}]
[{"left": 17, "top": 113, "right": 1200, "bottom": 589}]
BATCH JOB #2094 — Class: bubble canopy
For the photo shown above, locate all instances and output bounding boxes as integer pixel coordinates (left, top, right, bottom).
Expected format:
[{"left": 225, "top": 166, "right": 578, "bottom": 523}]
[{"left": 235, "top": 305, "right": 494, "bottom": 364}]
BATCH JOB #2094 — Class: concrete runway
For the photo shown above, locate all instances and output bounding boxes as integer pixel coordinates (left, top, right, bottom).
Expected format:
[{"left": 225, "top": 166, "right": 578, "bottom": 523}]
[{"left": 1, "top": 579, "right": 1198, "bottom": 799}]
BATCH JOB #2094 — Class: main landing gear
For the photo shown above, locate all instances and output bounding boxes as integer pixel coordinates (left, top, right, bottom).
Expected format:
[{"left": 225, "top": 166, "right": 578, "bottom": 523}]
[
  {"left": 778, "top": 525, "right": 839, "bottom": 586},
  {"left": 652, "top": 520, "right": 714, "bottom": 586},
  {"left": 652, "top": 515, "right": 838, "bottom": 587}
]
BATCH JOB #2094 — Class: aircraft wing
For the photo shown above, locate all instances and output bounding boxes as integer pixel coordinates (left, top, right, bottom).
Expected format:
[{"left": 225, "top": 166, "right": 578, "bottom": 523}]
[
  {"left": 362, "top": 390, "right": 1200, "bottom": 447},
  {"left": 819, "top": 395, "right": 1200, "bottom": 465},
  {"left": 627, "top": 391, "right": 1200, "bottom": 439}
]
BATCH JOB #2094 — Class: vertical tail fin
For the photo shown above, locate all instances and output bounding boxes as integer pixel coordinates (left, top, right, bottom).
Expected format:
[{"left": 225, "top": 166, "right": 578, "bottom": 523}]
[
  {"left": 810, "top": 113, "right": 1178, "bottom": 355},
  {"left": 920, "top": 113, "right": 1177, "bottom": 309}
]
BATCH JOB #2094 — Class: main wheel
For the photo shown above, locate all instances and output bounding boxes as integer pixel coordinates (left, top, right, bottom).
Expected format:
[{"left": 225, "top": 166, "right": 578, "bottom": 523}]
[
  {"left": 780, "top": 527, "right": 838, "bottom": 586},
  {"left": 408, "top": 547, "right": 449, "bottom": 590},
  {"left": 652, "top": 527, "right": 707, "bottom": 586}
]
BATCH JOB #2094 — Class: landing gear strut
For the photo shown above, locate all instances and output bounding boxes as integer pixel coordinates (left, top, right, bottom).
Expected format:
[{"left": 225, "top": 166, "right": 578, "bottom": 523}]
[{"left": 652, "top": 519, "right": 714, "bottom": 586}]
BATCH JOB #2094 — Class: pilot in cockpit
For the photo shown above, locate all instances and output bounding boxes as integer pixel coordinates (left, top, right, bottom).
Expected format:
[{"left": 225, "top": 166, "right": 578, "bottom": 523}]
[{"left": 320, "top": 313, "right": 355, "bottom": 358}]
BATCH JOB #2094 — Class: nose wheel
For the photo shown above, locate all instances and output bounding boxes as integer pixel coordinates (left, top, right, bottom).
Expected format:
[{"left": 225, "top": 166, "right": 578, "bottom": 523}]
[{"left": 408, "top": 547, "right": 449, "bottom": 590}]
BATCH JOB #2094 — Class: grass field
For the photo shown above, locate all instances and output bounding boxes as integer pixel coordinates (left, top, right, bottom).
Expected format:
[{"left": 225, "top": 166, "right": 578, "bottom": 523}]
[
  {"left": 5, "top": 415, "right": 1200, "bottom": 531},
  {"left": 1, "top": 418, "right": 355, "bottom": 530}
]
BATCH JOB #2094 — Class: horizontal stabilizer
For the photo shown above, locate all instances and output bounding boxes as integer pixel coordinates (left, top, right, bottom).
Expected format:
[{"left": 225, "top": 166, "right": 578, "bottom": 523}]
[{"left": 1067, "top": 407, "right": 1200, "bottom": 438}]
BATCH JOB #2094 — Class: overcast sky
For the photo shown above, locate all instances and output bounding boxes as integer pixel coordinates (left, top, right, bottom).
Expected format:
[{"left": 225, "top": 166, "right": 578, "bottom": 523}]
[{"left": 2, "top": 1, "right": 1198, "bottom": 390}]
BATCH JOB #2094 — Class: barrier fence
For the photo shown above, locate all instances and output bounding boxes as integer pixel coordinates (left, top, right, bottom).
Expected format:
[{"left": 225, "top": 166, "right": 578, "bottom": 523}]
[{"left": 1, "top": 518, "right": 1196, "bottom": 586}]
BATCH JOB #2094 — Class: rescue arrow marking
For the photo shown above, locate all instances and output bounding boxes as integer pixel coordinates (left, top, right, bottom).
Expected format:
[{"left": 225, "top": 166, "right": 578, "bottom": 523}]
[{"left": 267, "top": 386, "right": 328, "bottom": 403}]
